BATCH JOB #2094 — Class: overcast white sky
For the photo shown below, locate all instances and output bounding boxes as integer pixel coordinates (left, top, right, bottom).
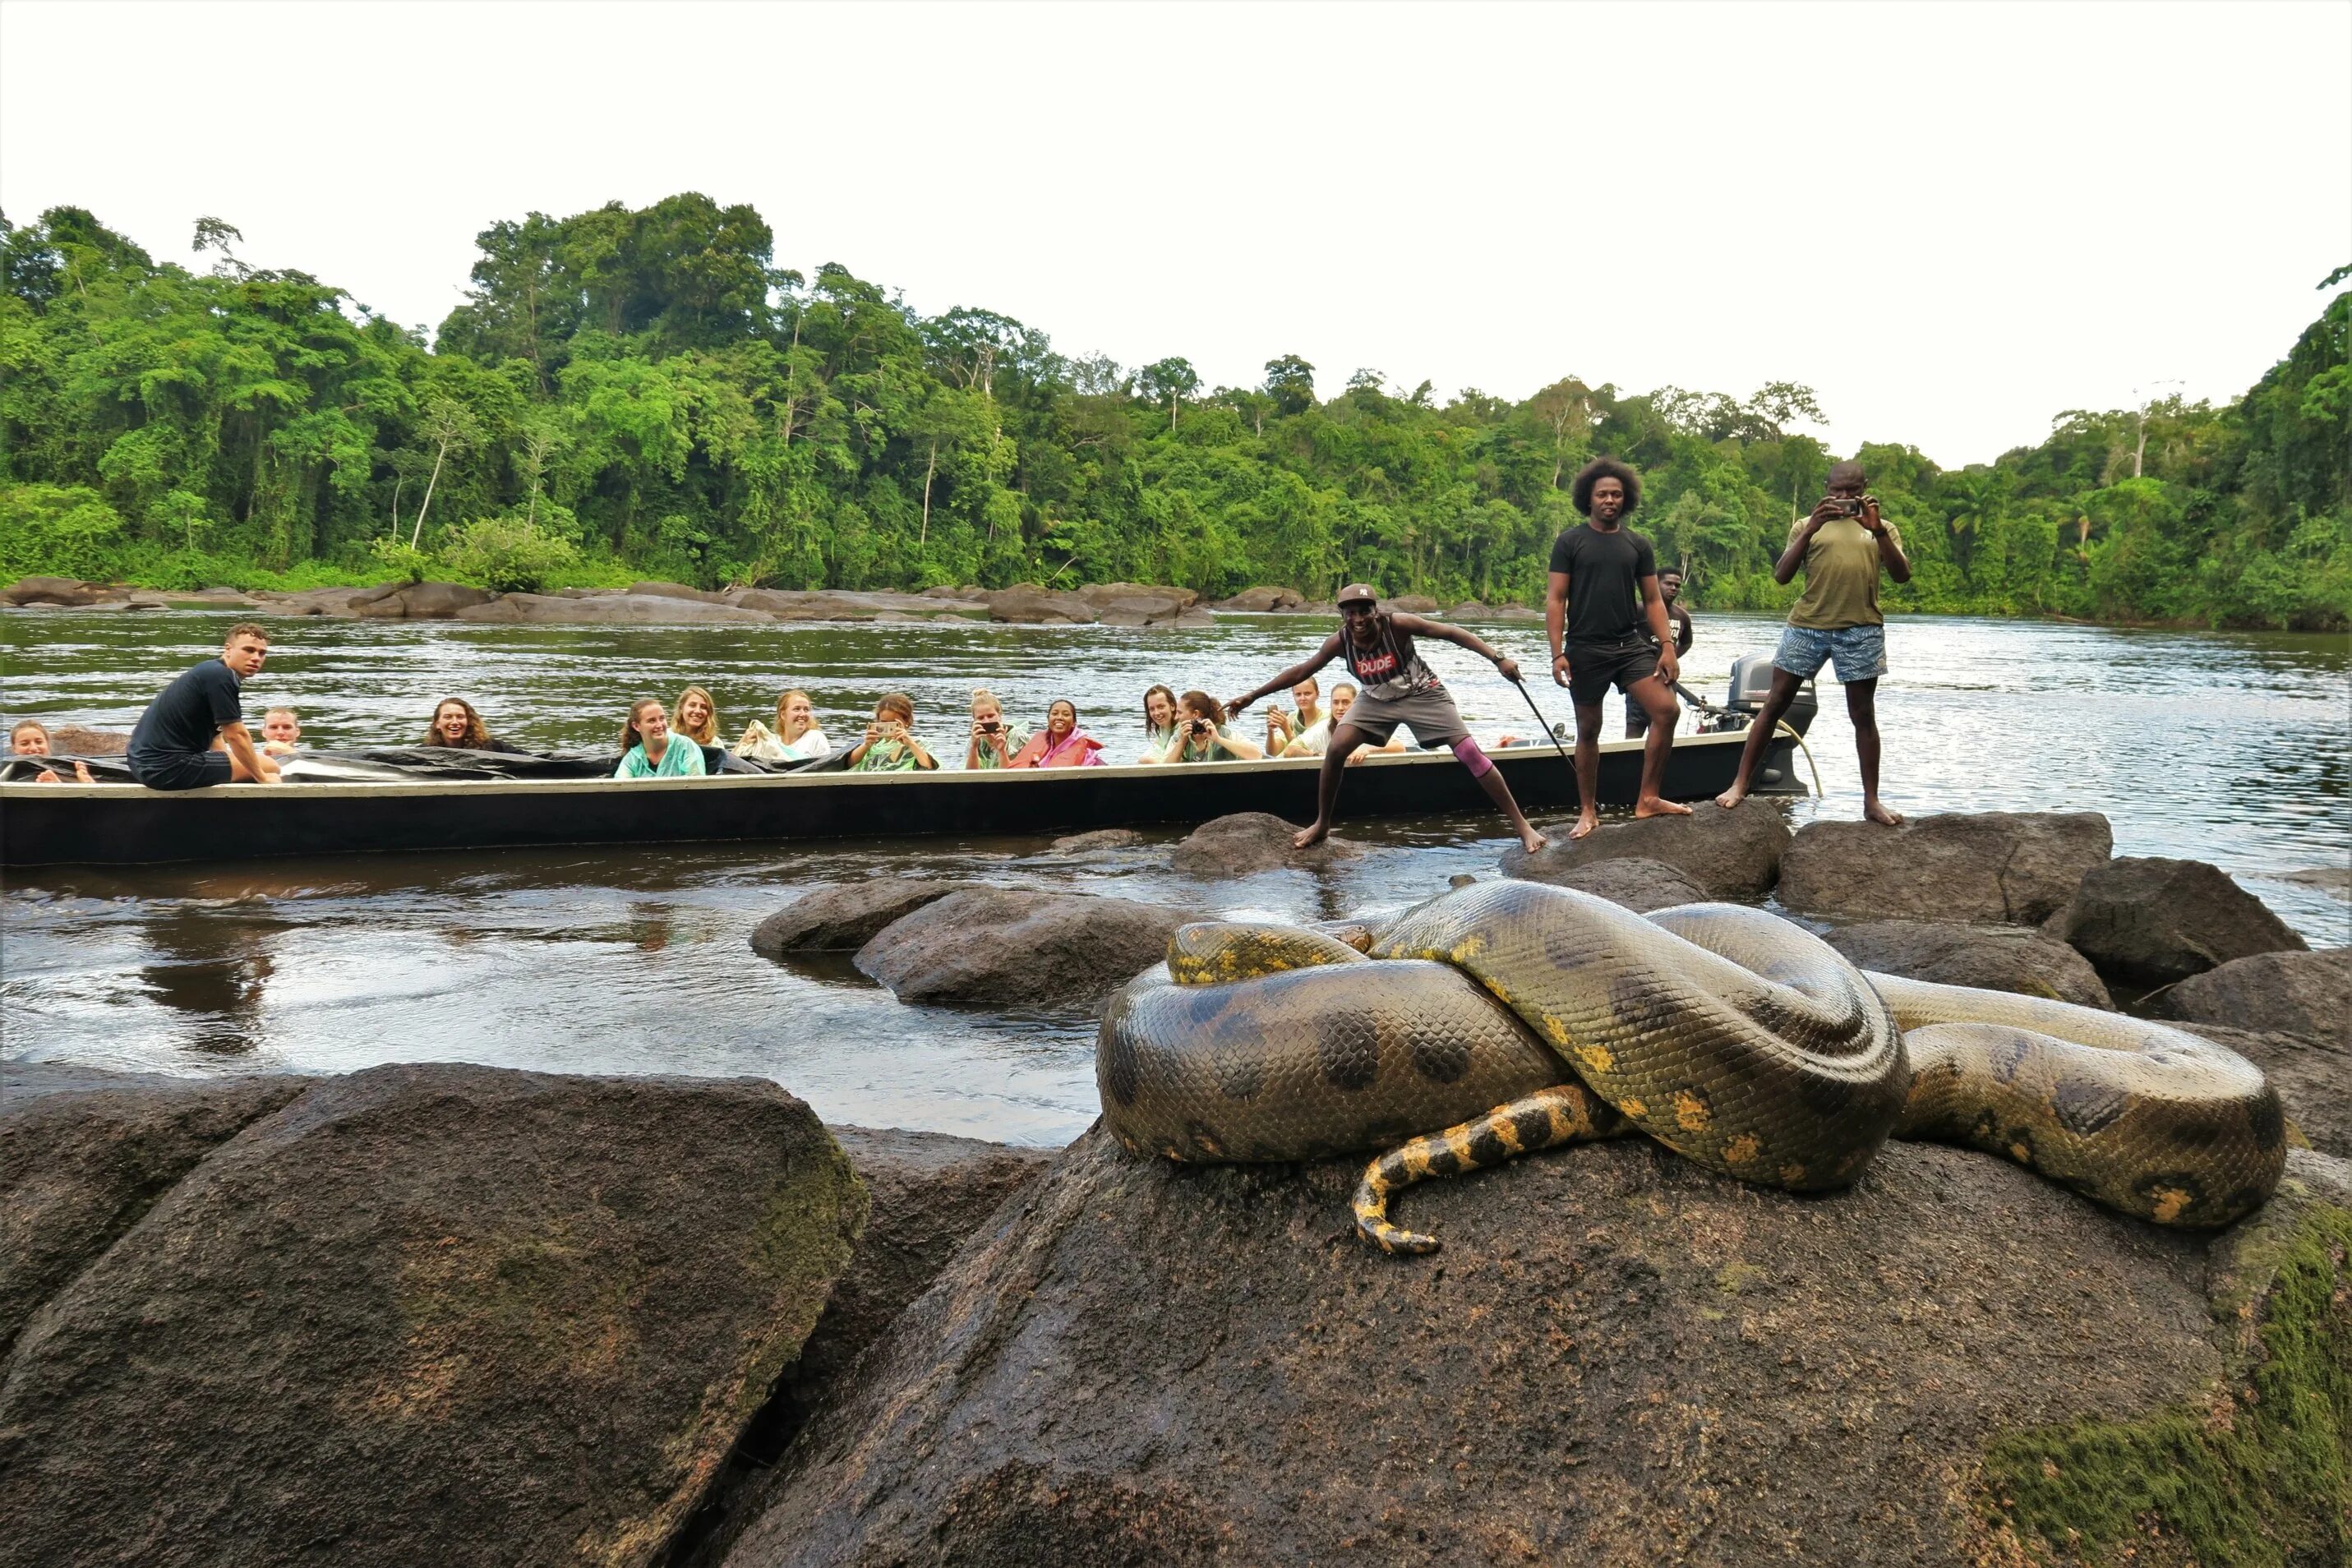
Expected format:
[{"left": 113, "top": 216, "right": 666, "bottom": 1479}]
[{"left": 3, "top": 1, "right": 2345, "bottom": 465}]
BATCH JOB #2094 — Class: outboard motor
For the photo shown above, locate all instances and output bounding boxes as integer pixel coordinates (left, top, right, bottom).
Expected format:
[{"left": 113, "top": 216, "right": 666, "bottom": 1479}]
[{"left": 1721, "top": 653, "right": 1818, "bottom": 736}]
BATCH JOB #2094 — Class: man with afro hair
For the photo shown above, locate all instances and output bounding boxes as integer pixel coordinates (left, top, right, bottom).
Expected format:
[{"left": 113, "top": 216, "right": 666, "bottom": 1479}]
[{"left": 1546, "top": 456, "right": 1686, "bottom": 838}]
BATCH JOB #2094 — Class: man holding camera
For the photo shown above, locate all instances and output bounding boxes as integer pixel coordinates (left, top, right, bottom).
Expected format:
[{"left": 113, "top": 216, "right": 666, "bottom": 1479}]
[{"left": 1713, "top": 459, "right": 1912, "bottom": 823}]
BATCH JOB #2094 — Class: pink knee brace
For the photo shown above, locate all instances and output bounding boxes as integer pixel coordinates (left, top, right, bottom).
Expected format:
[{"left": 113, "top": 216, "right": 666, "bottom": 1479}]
[{"left": 1450, "top": 736, "right": 1494, "bottom": 777}]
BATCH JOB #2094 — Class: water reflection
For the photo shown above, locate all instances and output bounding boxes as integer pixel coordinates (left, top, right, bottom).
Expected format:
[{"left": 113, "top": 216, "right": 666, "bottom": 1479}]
[{"left": 135, "top": 903, "right": 281, "bottom": 1058}]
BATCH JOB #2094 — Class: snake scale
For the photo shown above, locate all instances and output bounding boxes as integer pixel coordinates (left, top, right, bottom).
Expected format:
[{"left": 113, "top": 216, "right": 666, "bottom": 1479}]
[{"left": 1097, "top": 881, "right": 2286, "bottom": 1253}]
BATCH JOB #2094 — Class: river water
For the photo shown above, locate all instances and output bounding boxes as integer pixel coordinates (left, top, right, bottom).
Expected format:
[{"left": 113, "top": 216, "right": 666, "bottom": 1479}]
[{"left": 3, "top": 607, "right": 2345, "bottom": 1144}]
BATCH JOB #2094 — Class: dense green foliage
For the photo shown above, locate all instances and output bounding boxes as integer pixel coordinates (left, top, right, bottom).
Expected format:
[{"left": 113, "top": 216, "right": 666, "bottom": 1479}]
[{"left": 3, "top": 198, "right": 2345, "bottom": 627}]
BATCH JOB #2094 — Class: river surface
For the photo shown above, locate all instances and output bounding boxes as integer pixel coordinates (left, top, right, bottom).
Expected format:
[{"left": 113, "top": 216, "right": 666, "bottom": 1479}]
[{"left": 4, "top": 607, "right": 2346, "bottom": 1144}]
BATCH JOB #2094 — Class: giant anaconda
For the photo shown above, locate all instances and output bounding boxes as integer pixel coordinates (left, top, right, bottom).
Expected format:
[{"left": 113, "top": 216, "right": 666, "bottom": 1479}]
[{"left": 1096, "top": 881, "right": 2286, "bottom": 1253}]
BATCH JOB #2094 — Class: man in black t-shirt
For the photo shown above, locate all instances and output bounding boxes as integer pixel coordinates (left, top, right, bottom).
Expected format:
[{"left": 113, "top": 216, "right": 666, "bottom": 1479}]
[
  {"left": 1545, "top": 456, "right": 1687, "bottom": 839},
  {"left": 127, "top": 622, "right": 282, "bottom": 790}
]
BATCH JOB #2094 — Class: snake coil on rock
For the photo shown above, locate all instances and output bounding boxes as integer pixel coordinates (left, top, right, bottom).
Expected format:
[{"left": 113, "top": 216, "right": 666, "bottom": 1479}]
[{"left": 1097, "top": 882, "right": 2285, "bottom": 1253}]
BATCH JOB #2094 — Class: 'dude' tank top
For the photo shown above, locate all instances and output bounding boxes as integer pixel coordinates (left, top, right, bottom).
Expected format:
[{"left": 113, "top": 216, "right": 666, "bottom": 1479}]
[{"left": 1343, "top": 615, "right": 1444, "bottom": 697}]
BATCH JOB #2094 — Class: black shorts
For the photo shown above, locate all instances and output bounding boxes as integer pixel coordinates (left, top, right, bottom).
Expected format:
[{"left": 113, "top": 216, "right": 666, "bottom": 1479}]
[
  {"left": 1567, "top": 638, "right": 1658, "bottom": 708},
  {"left": 130, "top": 751, "right": 234, "bottom": 791}
]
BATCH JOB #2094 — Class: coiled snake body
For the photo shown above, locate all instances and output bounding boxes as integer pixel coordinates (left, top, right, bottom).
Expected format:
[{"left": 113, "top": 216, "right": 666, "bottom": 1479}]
[{"left": 1097, "top": 882, "right": 2285, "bottom": 1252}]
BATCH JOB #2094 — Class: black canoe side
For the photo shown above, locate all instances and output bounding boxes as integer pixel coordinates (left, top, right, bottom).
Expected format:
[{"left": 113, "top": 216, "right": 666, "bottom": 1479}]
[{"left": 0, "top": 727, "right": 1800, "bottom": 869}]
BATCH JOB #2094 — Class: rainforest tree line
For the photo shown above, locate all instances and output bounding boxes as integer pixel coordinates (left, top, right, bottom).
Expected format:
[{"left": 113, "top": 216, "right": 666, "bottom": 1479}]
[{"left": 2, "top": 196, "right": 2345, "bottom": 627}]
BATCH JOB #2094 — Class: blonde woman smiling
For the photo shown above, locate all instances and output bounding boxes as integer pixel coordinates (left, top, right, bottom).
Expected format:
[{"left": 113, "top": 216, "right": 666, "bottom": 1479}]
[{"left": 736, "top": 689, "right": 832, "bottom": 764}]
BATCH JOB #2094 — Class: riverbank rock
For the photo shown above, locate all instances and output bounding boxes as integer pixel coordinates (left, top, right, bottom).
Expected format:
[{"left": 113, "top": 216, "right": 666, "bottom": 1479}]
[
  {"left": 983, "top": 584, "right": 1097, "bottom": 625},
  {"left": 1778, "top": 810, "right": 2112, "bottom": 924},
  {"left": 1447, "top": 599, "right": 1490, "bottom": 617},
  {"left": 1, "top": 575, "right": 118, "bottom": 607},
  {"left": 454, "top": 590, "right": 772, "bottom": 625},
  {"left": 751, "top": 879, "right": 975, "bottom": 955},
  {"left": 735, "top": 588, "right": 980, "bottom": 620},
  {"left": 253, "top": 584, "right": 371, "bottom": 616},
  {"left": 0, "top": 1063, "right": 865, "bottom": 1568},
  {"left": 0, "top": 1069, "right": 308, "bottom": 1355},
  {"left": 348, "top": 580, "right": 495, "bottom": 618},
  {"left": 2181, "top": 1023, "right": 2350, "bottom": 1159},
  {"left": 2149, "top": 948, "right": 2350, "bottom": 1040},
  {"left": 1388, "top": 593, "right": 1440, "bottom": 612},
  {"left": 853, "top": 888, "right": 1184, "bottom": 1004},
  {"left": 1502, "top": 797, "right": 1790, "bottom": 899},
  {"left": 1169, "top": 811, "right": 1364, "bottom": 876},
  {"left": 2047, "top": 856, "right": 2310, "bottom": 989},
  {"left": 630, "top": 579, "right": 731, "bottom": 602},
  {"left": 1493, "top": 602, "right": 1542, "bottom": 619},
  {"left": 47, "top": 724, "right": 130, "bottom": 755},
  {"left": 715, "top": 1128, "right": 2350, "bottom": 1568},
  {"left": 1542, "top": 855, "right": 1712, "bottom": 914},
  {"left": 1217, "top": 585, "right": 1303, "bottom": 612},
  {"left": 1076, "top": 582, "right": 1197, "bottom": 626},
  {"left": 1825, "top": 920, "right": 2113, "bottom": 1008}
]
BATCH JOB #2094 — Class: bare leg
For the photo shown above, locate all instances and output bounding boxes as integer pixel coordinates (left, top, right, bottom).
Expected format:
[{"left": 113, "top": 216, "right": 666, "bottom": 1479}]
[
  {"left": 1847, "top": 678, "right": 1902, "bottom": 824},
  {"left": 1294, "top": 725, "right": 1372, "bottom": 848},
  {"left": 1630, "top": 676, "right": 1689, "bottom": 819},
  {"left": 1714, "top": 669, "right": 1806, "bottom": 809},
  {"left": 1570, "top": 700, "right": 1604, "bottom": 839},
  {"left": 1467, "top": 755, "right": 1547, "bottom": 854}
]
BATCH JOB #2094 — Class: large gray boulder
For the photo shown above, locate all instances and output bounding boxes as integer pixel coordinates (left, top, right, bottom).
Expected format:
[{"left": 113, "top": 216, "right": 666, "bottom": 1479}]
[
  {"left": 630, "top": 579, "right": 731, "bottom": 602},
  {"left": 253, "top": 584, "right": 370, "bottom": 616},
  {"left": 1778, "top": 810, "right": 2112, "bottom": 924},
  {"left": 982, "top": 584, "right": 1097, "bottom": 625},
  {"left": 454, "top": 590, "right": 772, "bottom": 625},
  {"left": 1502, "top": 796, "right": 1791, "bottom": 899},
  {"left": 1825, "top": 920, "right": 2113, "bottom": 1009},
  {"left": 0, "top": 575, "right": 120, "bottom": 607},
  {"left": 751, "top": 879, "right": 974, "bottom": 955},
  {"left": 853, "top": 888, "right": 1185, "bottom": 1005},
  {"left": 348, "top": 580, "right": 495, "bottom": 618},
  {"left": 1537, "top": 855, "right": 1709, "bottom": 914},
  {"left": 715, "top": 1129, "right": 2350, "bottom": 1568},
  {"left": 2047, "top": 857, "right": 2310, "bottom": 989},
  {"left": 1216, "top": 585, "right": 1303, "bottom": 612},
  {"left": 0, "top": 1071, "right": 308, "bottom": 1354},
  {"left": 0, "top": 1063, "right": 865, "bottom": 1568},
  {"left": 735, "top": 588, "right": 978, "bottom": 620},
  {"left": 1168, "top": 812, "right": 1364, "bottom": 876},
  {"left": 1075, "top": 582, "right": 1197, "bottom": 622},
  {"left": 2152, "top": 948, "right": 2350, "bottom": 1040}
]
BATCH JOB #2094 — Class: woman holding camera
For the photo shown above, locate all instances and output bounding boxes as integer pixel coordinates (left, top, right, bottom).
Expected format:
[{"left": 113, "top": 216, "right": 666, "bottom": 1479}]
[
  {"left": 847, "top": 693, "right": 939, "bottom": 772},
  {"left": 1147, "top": 691, "right": 1264, "bottom": 764},
  {"left": 963, "top": 689, "right": 1030, "bottom": 770}
]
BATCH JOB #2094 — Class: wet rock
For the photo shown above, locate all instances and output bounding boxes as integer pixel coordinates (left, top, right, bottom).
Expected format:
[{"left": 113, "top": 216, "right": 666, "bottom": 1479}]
[
  {"left": 2149, "top": 948, "right": 2350, "bottom": 1040},
  {"left": 1387, "top": 593, "right": 1441, "bottom": 612},
  {"left": 2180, "top": 1024, "right": 2350, "bottom": 1159},
  {"left": 1216, "top": 585, "right": 1303, "bottom": 612},
  {"left": 735, "top": 588, "right": 979, "bottom": 620},
  {"left": 2047, "top": 856, "right": 2308, "bottom": 989},
  {"left": 1778, "top": 810, "right": 2112, "bottom": 925},
  {"left": 630, "top": 579, "right": 731, "bottom": 602},
  {"left": 853, "top": 888, "right": 1185, "bottom": 1005},
  {"left": 1503, "top": 796, "right": 1791, "bottom": 899},
  {"left": 751, "top": 879, "right": 975, "bottom": 955},
  {"left": 982, "top": 584, "right": 1097, "bottom": 625},
  {"left": 348, "top": 579, "right": 495, "bottom": 619},
  {"left": 253, "top": 584, "right": 371, "bottom": 616},
  {"left": 920, "top": 584, "right": 972, "bottom": 598},
  {"left": 0, "top": 1063, "right": 865, "bottom": 1568},
  {"left": 1168, "top": 811, "right": 1364, "bottom": 876},
  {"left": 0, "top": 1070, "right": 309, "bottom": 1354},
  {"left": 1049, "top": 828, "right": 1143, "bottom": 853},
  {"left": 46, "top": 725, "right": 130, "bottom": 756},
  {"left": 2, "top": 575, "right": 125, "bottom": 606},
  {"left": 1543, "top": 855, "right": 1711, "bottom": 914},
  {"left": 1074, "top": 582, "right": 1197, "bottom": 621},
  {"left": 715, "top": 1128, "right": 2339, "bottom": 1568},
  {"left": 454, "top": 590, "right": 772, "bottom": 625},
  {"left": 1447, "top": 600, "right": 1490, "bottom": 617},
  {"left": 1825, "top": 920, "right": 2113, "bottom": 1009},
  {"left": 1492, "top": 602, "right": 1543, "bottom": 620}
]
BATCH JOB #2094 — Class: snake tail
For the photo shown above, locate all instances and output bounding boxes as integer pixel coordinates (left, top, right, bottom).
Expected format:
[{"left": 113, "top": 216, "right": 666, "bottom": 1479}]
[{"left": 1353, "top": 1084, "right": 1629, "bottom": 1255}]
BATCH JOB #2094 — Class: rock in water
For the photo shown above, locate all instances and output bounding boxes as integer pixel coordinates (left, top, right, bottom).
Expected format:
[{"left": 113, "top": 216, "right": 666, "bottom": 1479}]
[
  {"left": 1538, "top": 855, "right": 1710, "bottom": 914},
  {"left": 0, "top": 575, "right": 120, "bottom": 606},
  {"left": 853, "top": 888, "right": 1186, "bottom": 1004},
  {"left": 1216, "top": 585, "right": 1304, "bottom": 611},
  {"left": 1503, "top": 796, "right": 1790, "bottom": 898},
  {"left": 1048, "top": 828, "right": 1144, "bottom": 853},
  {"left": 348, "top": 580, "right": 494, "bottom": 618},
  {"left": 2048, "top": 856, "right": 2311, "bottom": 988},
  {"left": 982, "top": 584, "right": 1097, "bottom": 625},
  {"left": 454, "top": 591, "right": 772, "bottom": 625},
  {"left": 0, "top": 1063, "right": 865, "bottom": 1568},
  {"left": 2153, "top": 948, "right": 2350, "bottom": 1040},
  {"left": 1778, "top": 810, "right": 2112, "bottom": 923},
  {"left": 1825, "top": 920, "right": 2112, "bottom": 1009},
  {"left": 751, "top": 879, "right": 973, "bottom": 954},
  {"left": 714, "top": 1131, "right": 2351, "bottom": 1568},
  {"left": 1169, "top": 812, "right": 1363, "bottom": 876}
]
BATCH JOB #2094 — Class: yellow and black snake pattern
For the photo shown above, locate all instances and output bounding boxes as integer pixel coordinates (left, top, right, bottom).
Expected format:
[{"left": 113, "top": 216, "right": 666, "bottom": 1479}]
[{"left": 1097, "top": 882, "right": 2285, "bottom": 1253}]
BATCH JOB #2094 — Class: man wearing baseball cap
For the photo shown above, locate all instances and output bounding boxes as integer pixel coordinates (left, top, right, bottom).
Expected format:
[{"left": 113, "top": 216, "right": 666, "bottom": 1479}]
[{"left": 1229, "top": 585, "right": 1548, "bottom": 853}]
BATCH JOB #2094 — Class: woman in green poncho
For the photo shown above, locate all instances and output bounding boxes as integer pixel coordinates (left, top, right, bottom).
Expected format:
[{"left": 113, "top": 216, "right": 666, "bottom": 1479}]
[{"left": 613, "top": 697, "right": 708, "bottom": 779}]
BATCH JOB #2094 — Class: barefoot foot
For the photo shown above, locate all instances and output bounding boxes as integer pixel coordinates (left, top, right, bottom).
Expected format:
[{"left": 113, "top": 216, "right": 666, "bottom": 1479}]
[
  {"left": 1292, "top": 821, "right": 1331, "bottom": 850},
  {"left": 1863, "top": 798, "right": 1905, "bottom": 826},
  {"left": 1567, "top": 811, "right": 1600, "bottom": 842},
  {"left": 1517, "top": 825, "right": 1550, "bottom": 855},
  {"left": 1635, "top": 796, "right": 1694, "bottom": 819},
  {"left": 1713, "top": 784, "right": 1748, "bottom": 809}
]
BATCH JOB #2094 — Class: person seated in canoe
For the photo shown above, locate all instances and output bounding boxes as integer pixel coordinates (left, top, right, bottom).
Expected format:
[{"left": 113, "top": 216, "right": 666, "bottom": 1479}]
[
  {"left": 1262, "top": 676, "right": 1326, "bottom": 754},
  {"left": 735, "top": 689, "right": 832, "bottom": 764},
  {"left": 10, "top": 721, "right": 95, "bottom": 784},
  {"left": 1148, "top": 692, "right": 1264, "bottom": 764},
  {"left": 672, "top": 686, "right": 721, "bottom": 750},
  {"left": 964, "top": 689, "right": 1029, "bottom": 770},
  {"left": 422, "top": 697, "right": 530, "bottom": 754},
  {"left": 846, "top": 694, "right": 940, "bottom": 772},
  {"left": 1009, "top": 699, "right": 1106, "bottom": 768},
  {"left": 613, "top": 698, "right": 706, "bottom": 779},
  {"left": 1228, "top": 585, "right": 1547, "bottom": 853},
  {"left": 1277, "top": 682, "right": 1403, "bottom": 763},
  {"left": 1138, "top": 685, "right": 1181, "bottom": 763},
  {"left": 259, "top": 708, "right": 303, "bottom": 758},
  {"left": 126, "top": 621, "right": 280, "bottom": 790}
]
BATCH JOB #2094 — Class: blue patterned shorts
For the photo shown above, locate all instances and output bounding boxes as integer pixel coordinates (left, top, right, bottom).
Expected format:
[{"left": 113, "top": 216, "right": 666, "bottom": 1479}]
[{"left": 1775, "top": 623, "right": 1887, "bottom": 684}]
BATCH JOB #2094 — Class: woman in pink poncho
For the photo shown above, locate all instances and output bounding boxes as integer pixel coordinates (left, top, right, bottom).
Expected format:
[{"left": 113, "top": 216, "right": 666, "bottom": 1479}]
[{"left": 1008, "top": 699, "right": 1105, "bottom": 768}]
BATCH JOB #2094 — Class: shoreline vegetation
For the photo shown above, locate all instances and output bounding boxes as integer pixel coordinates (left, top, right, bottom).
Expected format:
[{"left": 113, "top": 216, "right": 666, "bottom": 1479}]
[{"left": 2, "top": 198, "right": 2345, "bottom": 630}]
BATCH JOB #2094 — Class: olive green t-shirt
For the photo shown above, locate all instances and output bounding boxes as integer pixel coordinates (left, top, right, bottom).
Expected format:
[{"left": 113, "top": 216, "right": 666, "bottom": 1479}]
[{"left": 1787, "top": 515, "right": 1904, "bottom": 630}]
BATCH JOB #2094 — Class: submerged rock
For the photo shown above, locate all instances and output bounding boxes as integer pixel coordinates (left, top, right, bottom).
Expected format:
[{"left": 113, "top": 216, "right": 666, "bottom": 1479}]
[
  {"left": 1825, "top": 920, "right": 2113, "bottom": 1009},
  {"left": 1048, "top": 828, "right": 1144, "bottom": 853},
  {"left": 716, "top": 1129, "right": 2348, "bottom": 1568},
  {"left": 0, "top": 1063, "right": 865, "bottom": 1568},
  {"left": 2048, "top": 856, "right": 2309, "bottom": 988},
  {"left": 1168, "top": 811, "right": 1363, "bottom": 875},
  {"left": 853, "top": 888, "right": 1185, "bottom": 1005},
  {"left": 1503, "top": 796, "right": 1790, "bottom": 898},
  {"left": 1778, "top": 810, "right": 2112, "bottom": 924},
  {"left": 1540, "top": 854, "right": 1710, "bottom": 914},
  {"left": 751, "top": 879, "right": 974, "bottom": 955},
  {"left": 2151, "top": 948, "right": 2350, "bottom": 1040}
]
